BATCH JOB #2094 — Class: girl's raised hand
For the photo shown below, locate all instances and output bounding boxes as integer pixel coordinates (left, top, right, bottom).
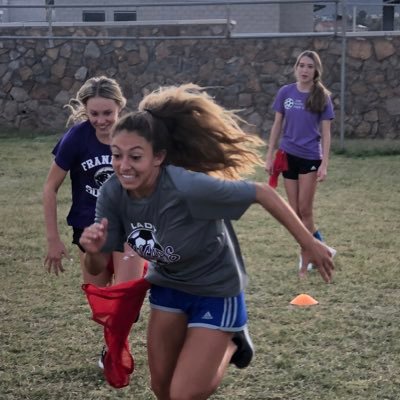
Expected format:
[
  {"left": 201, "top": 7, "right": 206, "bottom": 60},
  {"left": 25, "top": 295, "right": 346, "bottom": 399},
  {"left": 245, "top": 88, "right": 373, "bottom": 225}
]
[{"left": 79, "top": 218, "right": 108, "bottom": 254}]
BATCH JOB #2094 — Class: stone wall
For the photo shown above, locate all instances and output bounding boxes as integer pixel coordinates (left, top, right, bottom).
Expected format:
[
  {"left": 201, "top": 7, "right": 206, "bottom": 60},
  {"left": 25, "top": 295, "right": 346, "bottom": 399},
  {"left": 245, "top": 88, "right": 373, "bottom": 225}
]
[{"left": 1, "top": 22, "right": 400, "bottom": 139}]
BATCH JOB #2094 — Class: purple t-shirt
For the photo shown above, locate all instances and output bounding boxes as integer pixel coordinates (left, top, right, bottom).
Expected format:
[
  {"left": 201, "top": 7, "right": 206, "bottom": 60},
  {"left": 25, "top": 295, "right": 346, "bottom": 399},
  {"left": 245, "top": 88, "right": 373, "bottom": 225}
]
[
  {"left": 52, "top": 120, "right": 114, "bottom": 228},
  {"left": 272, "top": 83, "right": 335, "bottom": 160}
]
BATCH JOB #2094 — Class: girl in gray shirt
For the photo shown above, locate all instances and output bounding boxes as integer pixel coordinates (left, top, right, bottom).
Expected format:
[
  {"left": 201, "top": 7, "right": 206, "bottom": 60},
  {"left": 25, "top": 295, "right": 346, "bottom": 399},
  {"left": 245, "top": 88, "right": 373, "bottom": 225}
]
[{"left": 80, "top": 83, "right": 334, "bottom": 400}]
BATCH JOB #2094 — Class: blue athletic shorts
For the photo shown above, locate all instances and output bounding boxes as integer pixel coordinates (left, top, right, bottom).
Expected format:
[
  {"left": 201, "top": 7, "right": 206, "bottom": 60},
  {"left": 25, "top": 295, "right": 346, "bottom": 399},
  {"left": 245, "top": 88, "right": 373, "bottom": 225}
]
[
  {"left": 282, "top": 152, "right": 322, "bottom": 180},
  {"left": 149, "top": 285, "right": 247, "bottom": 332}
]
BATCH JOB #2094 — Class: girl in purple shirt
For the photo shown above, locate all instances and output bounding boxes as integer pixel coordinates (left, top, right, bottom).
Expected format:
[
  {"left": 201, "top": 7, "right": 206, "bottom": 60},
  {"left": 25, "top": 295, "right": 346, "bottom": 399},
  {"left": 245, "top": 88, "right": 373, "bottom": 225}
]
[
  {"left": 43, "top": 77, "right": 144, "bottom": 367},
  {"left": 43, "top": 76, "right": 143, "bottom": 284},
  {"left": 265, "top": 50, "right": 336, "bottom": 275}
]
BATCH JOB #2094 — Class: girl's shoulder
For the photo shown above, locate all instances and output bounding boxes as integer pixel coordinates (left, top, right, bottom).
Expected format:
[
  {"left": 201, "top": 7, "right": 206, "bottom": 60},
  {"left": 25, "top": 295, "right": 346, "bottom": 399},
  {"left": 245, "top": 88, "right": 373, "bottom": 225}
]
[
  {"left": 54, "top": 120, "right": 93, "bottom": 154},
  {"left": 275, "top": 83, "right": 298, "bottom": 99},
  {"left": 163, "top": 165, "right": 217, "bottom": 197},
  {"left": 280, "top": 83, "right": 296, "bottom": 91},
  {"left": 164, "top": 165, "right": 251, "bottom": 197},
  {"left": 163, "top": 165, "right": 194, "bottom": 191},
  {"left": 58, "top": 120, "right": 97, "bottom": 151},
  {"left": 63, "top": 120, "right": 94, "bottom": 140},
  {"left": 100, "top": 174, "right": 123, "bottom": 198}
]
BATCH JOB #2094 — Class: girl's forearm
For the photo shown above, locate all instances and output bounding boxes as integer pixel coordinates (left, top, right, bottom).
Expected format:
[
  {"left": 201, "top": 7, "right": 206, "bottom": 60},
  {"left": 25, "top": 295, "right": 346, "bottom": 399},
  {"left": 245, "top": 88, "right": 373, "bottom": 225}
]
[
  {"left": 254, "top": 183, "right": 314, "bottom": 249},
  {"left": 43, "top": 188, "right": 60, "bottom": 242},
  {"left": 320, "top": 123, "right": 332, "bottom": 167}
]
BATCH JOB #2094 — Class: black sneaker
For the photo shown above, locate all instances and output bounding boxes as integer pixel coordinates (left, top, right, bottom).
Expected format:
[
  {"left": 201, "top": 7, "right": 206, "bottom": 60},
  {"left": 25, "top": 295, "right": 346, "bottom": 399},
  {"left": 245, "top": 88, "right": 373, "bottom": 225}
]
[
  {"left": 134, "top": 312, "right": 140, "bottom": 323},
  {"left": 230, "top": 326, "right": 254, "bottom": 369},
  {"left": 98, "top": 345, "right": 107, "bottom": 370}
]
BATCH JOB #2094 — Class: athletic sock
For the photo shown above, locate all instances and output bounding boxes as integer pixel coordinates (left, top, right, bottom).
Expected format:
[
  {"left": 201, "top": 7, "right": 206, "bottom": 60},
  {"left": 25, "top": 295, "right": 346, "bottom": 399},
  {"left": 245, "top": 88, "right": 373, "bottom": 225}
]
[{"left": 313, "top": 230, "right": 324, "bottom": 242}]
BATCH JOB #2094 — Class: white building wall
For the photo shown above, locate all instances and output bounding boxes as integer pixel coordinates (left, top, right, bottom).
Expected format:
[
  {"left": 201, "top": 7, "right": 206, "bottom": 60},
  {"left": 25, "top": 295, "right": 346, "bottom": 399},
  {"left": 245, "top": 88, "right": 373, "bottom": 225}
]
[
  {"left": 0, "top": 0, "right": 312, "bottom": 34},
  {"left": 1, "top": 0, "right": 46, "bottom": 22},
  {"left": 138, "top": 3, "right": 281, "bottom": 33},
  {"left": 280, "top": 3, "right": 314, "bottom": 32}
]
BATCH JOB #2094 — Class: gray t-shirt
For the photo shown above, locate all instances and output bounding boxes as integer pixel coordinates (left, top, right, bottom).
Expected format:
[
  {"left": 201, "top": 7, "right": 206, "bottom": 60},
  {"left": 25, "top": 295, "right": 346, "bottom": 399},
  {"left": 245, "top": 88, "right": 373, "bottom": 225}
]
[{"left": 96, "top": 165, "right": 257, "bottom": 297}]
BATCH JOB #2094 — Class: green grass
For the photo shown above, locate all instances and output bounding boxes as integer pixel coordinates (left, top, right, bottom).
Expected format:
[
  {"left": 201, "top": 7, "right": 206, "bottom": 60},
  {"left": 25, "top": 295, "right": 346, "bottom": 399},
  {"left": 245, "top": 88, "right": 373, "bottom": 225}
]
[
  {"left": 1, "top": 136, "right": 400, "bottom": 399},
  {"left": 331, "top": 138, "right": 400, "bottom": 157}
]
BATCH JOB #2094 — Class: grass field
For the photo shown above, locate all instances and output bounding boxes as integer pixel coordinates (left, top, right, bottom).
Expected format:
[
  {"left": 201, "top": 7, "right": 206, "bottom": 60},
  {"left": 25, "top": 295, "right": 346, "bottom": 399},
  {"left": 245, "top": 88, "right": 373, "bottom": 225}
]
[{"left": 1, "top": 136, "right": 400, "bottom": 400}]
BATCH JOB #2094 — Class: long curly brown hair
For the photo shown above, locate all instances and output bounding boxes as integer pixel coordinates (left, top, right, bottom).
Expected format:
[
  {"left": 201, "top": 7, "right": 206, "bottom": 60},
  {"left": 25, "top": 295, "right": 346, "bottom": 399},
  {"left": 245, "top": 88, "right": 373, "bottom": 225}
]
[{"left": 112, "top": 83, "right": 264, "bottom": 180}]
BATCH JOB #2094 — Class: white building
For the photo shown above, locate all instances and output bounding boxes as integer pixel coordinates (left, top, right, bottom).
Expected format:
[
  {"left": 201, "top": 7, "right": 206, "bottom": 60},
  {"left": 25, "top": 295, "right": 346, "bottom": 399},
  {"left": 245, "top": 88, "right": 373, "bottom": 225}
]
[{"left": 0, "top": 0, "right": 315, "bottom": 34}]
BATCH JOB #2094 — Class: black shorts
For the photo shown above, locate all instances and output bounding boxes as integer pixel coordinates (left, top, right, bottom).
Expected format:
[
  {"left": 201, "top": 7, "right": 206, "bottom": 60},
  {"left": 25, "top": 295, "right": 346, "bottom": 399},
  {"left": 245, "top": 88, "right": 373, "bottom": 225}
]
[
  {"left": 282, "top": 153, "right": 321, "bottom": 180},
  {"left": 72, "top": 227, "right": 86, "bottom": 252}
]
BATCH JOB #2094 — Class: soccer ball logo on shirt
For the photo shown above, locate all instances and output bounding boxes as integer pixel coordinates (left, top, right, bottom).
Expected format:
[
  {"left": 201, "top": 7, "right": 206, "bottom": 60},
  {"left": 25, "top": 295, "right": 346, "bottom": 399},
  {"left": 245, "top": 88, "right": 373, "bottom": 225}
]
[
  {"left": 127, "top": 223, "right": 180, "bottom": 265},
  {"left": 85, "top": 166, "right": 114, "bottom": 197},
  {"left": 284, "top": 97, "right": 304, "bottom": 111},
  {"left": 284, "top": 98, "right": 295, "bottom": 110},
  {"left": 94, "top": 166, "right": 114, "bottom": 187}
]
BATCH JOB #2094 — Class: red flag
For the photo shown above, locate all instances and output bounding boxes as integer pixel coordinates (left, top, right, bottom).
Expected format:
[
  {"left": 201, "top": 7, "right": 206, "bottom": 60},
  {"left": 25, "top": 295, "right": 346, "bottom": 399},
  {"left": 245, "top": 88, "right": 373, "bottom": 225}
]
[
  {"left": 268, "top": 149, "right": 288, "bottom": 188},
  {"left": 82, "top": 266, "right": 150, "bottom": 389}
]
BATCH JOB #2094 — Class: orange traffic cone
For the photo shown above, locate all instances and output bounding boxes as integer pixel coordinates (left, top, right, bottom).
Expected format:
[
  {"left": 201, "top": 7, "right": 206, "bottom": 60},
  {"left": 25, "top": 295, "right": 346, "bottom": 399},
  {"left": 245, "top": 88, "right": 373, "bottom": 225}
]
[{"left": 290, "top": 293, "right": 319, "bottom": 306}]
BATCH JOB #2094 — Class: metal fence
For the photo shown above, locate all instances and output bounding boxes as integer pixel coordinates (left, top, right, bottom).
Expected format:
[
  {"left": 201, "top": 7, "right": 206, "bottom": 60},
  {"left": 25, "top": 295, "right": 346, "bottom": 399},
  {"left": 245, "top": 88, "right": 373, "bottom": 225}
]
[{"left": 0, "top": 1, "right": 399, "bottom": 36}]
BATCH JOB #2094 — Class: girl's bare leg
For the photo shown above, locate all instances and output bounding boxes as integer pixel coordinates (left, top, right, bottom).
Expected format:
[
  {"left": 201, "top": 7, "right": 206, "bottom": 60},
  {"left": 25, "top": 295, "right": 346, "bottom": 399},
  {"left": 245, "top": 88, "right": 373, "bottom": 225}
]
[
  {"left": 170, "top": 327, "right": 236, "bottom": 400},
  {"left": 79, "top": 249, "right": 112, "bottom": 286},
  {"left": 283, "top": 178, "right": 299, "bottom": 216},
  {"left": 298, "top": 172, "right": 318, "bottom": 233},
  {"left": 113, "top": 243, "right": 145, "bottom": 284},
  {"left": 147, "top": 309, "right": 188, "bottom": 400}
]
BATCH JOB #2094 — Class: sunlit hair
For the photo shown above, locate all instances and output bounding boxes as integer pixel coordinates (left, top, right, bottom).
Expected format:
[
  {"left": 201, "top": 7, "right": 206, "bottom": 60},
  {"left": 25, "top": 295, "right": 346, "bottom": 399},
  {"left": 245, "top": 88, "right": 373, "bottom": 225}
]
[
  {"left": 112, "top": 83, "right": 264, "bottom": 180},
  {"left": 65, "top": 76, "right": 126, "bottom": 126},
  {"left": 294, "top": 50, "right": 331, "bottom": 113}
]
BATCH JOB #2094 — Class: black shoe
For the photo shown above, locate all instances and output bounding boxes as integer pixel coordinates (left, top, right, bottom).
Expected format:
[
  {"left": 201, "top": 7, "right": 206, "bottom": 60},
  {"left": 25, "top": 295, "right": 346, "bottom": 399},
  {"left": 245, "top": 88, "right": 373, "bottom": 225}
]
[
  {"left": 98, "top": 345, "right": 107, "bottom": 370},
  {"left": 134, "top": 312, "right": 140, "bottom": 323},
  {"left": 230, "top": 326, "right": 254, "bottom": 369}
]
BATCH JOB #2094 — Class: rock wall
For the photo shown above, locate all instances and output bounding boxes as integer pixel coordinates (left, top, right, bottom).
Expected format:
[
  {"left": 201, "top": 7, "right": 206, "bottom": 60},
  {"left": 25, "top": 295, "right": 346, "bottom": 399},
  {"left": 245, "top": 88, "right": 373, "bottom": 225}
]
[{"left": 1, "top": 23, "right": 399, "bottom": 139}]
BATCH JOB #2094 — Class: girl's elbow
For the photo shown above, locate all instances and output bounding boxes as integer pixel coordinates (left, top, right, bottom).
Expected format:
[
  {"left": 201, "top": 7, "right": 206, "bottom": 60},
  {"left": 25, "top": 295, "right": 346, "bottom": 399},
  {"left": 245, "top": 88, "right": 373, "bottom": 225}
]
[{"left": 254, "top": 182, "right": 271, "bottom": 203}]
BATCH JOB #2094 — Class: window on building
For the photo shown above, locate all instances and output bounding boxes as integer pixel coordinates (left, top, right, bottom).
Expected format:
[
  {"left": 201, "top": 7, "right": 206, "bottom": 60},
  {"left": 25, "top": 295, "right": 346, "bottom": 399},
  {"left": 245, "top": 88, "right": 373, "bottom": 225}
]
[
  {"left": 45, "top": 0, "right": 55, "bottom": 5},
  {"left": 82, "top": 11, "right": 105, "bottom": 22},
  {"left": 114, "top": 11, "right": 137, "bottom": 22}
]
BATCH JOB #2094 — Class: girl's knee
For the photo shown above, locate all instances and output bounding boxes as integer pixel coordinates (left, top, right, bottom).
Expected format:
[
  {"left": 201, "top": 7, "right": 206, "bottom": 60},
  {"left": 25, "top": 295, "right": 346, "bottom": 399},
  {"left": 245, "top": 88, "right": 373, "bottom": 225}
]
[
  {"left": 150, "top": 377, "right": 170, "bottom": 400},
  {"left": 298, "top": 205, "right": 313, "bottom": 221},
  {"left": 170, "top": 381, "right": 218, "bottom": 400}
]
